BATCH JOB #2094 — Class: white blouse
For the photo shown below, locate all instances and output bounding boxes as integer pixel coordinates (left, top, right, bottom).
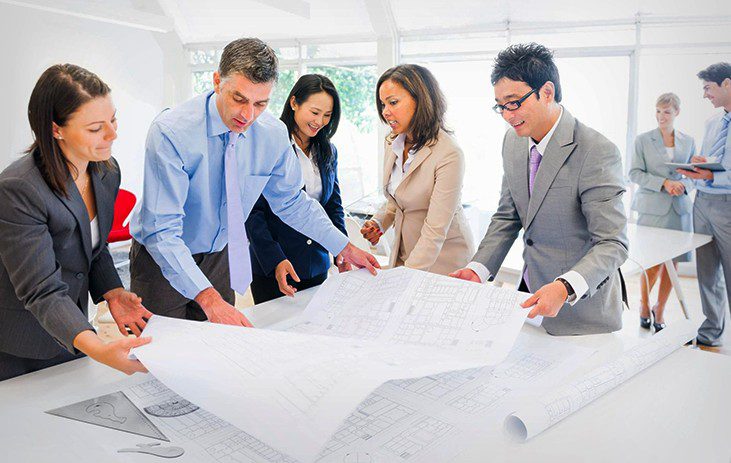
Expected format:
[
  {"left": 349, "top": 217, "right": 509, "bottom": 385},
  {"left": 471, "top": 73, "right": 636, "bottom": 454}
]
[
  {"left": 665, "top": 146, "right": 675, "bottom": 161},
  {"left": 292, "top": 138, "right": 323, "bottom": 202},
  {"left": 387, "top": 133, "right": 417, "bottom": 196},
  {"left": 90, "top": 216, "right": 100, "bottom": 250}
]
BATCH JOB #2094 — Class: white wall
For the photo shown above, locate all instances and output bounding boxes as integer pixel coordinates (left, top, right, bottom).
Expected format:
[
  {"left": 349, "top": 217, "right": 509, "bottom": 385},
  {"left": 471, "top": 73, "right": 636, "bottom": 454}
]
[{"left": 0, "top": 3, "right": 166, "bottom": 196}]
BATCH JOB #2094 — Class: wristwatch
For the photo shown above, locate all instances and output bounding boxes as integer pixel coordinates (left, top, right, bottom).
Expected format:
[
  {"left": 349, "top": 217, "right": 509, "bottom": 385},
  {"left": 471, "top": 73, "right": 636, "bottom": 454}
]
[{"left": 556, "top": 278, "right": 576, "bottom": 302}]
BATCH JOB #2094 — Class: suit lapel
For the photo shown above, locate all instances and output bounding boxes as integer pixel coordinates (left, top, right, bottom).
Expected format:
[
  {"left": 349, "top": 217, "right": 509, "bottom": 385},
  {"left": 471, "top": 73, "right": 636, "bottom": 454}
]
[
  {"left": 55, "top": 174, "right": 92, "bottom": 264},
  {"left": 395, "top": 144, "right": 433, "bottom": 194},
  {"left": 650, "top": 128, "right": 667, "bottom": 160},
  {"left": 383, "top": 144, "right": 397, "bottom": 199},
  {"left": 91, "top": 166, "right": 112, "bottom": 256},
  {"left": 317, "top": 161, "right": 332, "bottom": 205},
  {"left": 525, "top": 110, "right": 577, "bottom": 230}
]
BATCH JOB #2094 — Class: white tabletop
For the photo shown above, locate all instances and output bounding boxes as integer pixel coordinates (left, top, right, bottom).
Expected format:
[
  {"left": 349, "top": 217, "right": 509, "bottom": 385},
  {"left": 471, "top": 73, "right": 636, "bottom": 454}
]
[
  {"left": 1, "top": 287, "right": 729, "bottom": 462},
  {"left": 496, "top": 223, "right": 713, "bottom": 282}
]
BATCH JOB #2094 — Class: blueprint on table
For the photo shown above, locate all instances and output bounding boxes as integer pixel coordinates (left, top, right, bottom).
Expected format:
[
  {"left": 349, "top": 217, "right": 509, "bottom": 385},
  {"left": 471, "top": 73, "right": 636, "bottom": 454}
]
[
  {"left": 132, "top": 315, "right": 500, "bottom": 462},
  {"left": 505, "top": 319, "right": 697, "bottom": 441},
  {"left": 289, "top": 267, "right": 529, "bottom": 364}
]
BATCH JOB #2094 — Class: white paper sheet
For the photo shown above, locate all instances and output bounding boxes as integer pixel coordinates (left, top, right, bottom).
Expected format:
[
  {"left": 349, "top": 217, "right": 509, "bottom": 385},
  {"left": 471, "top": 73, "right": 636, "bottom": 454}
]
[
  {"left": 315, "top": 333, "right": 595, "bottom": 462},
  {"left": 504, "top": 319, "right": 697, "bottom": 441},
  {"left": 132, "top": 316, "right": 505, "bottom": 462},
  {"left": 288, "top": 267, "right": 529, "bottom": 365}
]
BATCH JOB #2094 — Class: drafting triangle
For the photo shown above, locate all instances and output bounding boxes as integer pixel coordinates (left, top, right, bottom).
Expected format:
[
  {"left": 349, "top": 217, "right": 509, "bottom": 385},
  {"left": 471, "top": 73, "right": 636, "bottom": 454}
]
[{"left": 46, "top": 391, "right": 168, "bottom": 441}]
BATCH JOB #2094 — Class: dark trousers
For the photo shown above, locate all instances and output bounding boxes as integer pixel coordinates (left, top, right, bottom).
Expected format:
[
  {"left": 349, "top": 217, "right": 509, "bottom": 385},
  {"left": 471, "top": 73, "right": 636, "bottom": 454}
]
[
  {"left": 0, "top": 349, "right": 83, "bottom": 382},
  {"left": 130, "top": 240, "right": 235, "bottom": 321},
  {"left": 250, "top": 272, "right": 328, "bottom": 304}
]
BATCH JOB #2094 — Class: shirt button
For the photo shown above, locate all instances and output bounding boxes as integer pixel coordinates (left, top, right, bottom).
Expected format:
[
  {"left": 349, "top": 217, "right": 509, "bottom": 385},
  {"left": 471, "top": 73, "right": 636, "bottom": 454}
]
[
  {"left": 75, "top": 272, "right": 84, "bottom": 280},
  {"left": 526, "top": 238, "right": 534, "bottom": 246},
  {"left": 306, "top": 239, "right": 312, "bottom": 245}
]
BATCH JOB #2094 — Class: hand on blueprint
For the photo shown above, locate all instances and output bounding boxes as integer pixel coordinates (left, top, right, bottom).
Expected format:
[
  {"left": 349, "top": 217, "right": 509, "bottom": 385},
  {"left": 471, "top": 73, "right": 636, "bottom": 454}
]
[
  {"left": 520, "top": 281, "right": 568, "bottom": 318},
  {"left": 105, "top": 288, "right": 154, "bottom": 337},
  {"left": 275, "top": 260, "right": 300, "bottom": 297},
  {"left": 195, "top": 287, "right": 253, "bottom": 327},
  {"left": 337, "top": 243, "right": 380, "bottom": 275},
  {"left": 73, "top": 330, "right": 151, "bottom": 375},
  {"left": 336, "top": 258, "right": 352, "bottom": 273},
  {"left": 360, "top": 220, "right": 383, "bottom": 245},
  {"left": 448, "top": 268, "right": 482, "bottom": 282}
]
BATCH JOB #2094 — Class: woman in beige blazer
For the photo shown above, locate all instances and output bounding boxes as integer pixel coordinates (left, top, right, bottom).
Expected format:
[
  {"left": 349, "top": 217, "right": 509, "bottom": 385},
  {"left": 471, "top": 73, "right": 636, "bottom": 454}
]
[{"left": 361, "top": 64, "right": 475, "bottom": 275}]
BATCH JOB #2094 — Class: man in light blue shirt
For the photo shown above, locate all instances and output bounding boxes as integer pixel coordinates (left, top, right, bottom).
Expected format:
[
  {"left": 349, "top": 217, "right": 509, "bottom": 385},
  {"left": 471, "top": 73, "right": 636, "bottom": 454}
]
[
  {"left": 677, "top": 62, "right": 731, "bottom": 346},
  {"left": 130, "top": 38, "right": 378, "bottom": 327}
]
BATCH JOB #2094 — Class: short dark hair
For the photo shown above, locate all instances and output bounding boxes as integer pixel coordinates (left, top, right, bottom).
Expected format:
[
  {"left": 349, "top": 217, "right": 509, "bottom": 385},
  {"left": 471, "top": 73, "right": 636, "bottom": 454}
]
[
  {"left": 280, "top": 74, "right": 341, "bottom": 174},
  {"left": 26, "top": 64, "right": 111, "bottom": 197},
  {"left": 697, "top": 62, "right": 731, "bottom": 86},
  {"left": 376, "top": 64, "right": 451, "bottom": 152},
  {"left": 219, "top": 38, "right": 278, "bottom": 83},
  {"left": 491, "top": 43, "right": 562, "bottom": 102}
]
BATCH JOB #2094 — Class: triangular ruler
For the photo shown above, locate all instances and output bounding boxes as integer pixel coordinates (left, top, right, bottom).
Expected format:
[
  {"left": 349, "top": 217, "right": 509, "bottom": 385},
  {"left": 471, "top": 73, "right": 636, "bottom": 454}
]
[{"left": 46, "top": 391, "right": 168, "bottom": 441}]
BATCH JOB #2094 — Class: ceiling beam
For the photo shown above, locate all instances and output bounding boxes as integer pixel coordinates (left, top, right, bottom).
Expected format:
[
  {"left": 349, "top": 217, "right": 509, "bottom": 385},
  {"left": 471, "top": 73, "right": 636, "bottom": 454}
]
[
  {"left": 364, "top": 0, "right": 398, "bottom": 39},
  {"left": 251, "top": 0, "right": 310, "bottom": 19},
  {"left": 0, "top": 0, "right": 174, "bottom": 33}
]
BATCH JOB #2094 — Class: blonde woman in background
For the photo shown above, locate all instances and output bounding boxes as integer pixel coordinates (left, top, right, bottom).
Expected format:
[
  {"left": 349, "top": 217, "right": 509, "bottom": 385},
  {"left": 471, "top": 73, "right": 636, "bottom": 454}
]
[
  {"left": 629, "top": 92, "right": 695, "bottom": 332},
  {"left": 360, "top": 64, "right": 475, "bottom": 275}
]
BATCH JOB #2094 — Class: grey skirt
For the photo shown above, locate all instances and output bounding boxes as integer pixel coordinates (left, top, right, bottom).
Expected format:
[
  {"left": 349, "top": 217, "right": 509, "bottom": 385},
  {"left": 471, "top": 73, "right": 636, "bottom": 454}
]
[{"left": 636, "top": 208, "right": 693, "bottom": 262}]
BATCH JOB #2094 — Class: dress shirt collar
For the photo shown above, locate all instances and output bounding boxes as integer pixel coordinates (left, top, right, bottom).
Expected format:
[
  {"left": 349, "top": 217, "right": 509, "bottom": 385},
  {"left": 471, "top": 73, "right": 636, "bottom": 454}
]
[
  {"left": 529, "top": 106, "right": 564, "bottom": 155},
  {"left": 391, "top": 133, "right": 416, "bottom": 160},
  {"left": 206, "top": 91, "right": 229, "bottom": 138}
]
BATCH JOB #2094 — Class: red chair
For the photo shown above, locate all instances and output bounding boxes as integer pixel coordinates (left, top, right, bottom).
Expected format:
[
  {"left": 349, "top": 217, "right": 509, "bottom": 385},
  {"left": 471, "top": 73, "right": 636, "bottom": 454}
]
[{"left": 108, "top": 189, "right": 137, "bottom": 243}]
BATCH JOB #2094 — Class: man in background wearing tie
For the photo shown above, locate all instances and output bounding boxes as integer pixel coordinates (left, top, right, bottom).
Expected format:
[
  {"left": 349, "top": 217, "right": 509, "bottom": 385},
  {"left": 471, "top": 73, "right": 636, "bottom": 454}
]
[
  {"left": 130, "top": 38, "right": 378, "bottom": 327},
  {"left": 451, "top": 43, "right": 628, "bottom": 335},
  {"left": 677, "top": 62, "right": 731, "bottom": 346}
]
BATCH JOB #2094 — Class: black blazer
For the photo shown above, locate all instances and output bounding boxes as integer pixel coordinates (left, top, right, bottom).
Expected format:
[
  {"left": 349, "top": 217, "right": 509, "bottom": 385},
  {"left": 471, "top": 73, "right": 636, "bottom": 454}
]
[
  {"left": 0, "top": 153, "right": 122, "bottom": 359},
  {"left": 246, "top": 143, "right": 347, "bottom": 280}
]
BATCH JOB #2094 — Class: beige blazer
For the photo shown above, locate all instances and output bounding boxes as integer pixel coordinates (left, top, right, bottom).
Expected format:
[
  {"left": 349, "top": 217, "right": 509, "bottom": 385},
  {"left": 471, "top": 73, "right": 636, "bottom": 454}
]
[{"left": 373, "top": 129, "right": 475, "bottom": 275}]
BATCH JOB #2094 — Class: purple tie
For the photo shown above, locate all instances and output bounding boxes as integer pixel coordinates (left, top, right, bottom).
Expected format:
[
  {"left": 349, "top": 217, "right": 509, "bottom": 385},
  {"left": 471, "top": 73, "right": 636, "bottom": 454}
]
[
  {"left": 524, "top": 145, "right": 543, "bottom": 291},
  {"left": 529, "top": 145, "right": 543, "bottom": 195},
  {"left": 224, "top": 132, "right": 252, "bottom": 294}
]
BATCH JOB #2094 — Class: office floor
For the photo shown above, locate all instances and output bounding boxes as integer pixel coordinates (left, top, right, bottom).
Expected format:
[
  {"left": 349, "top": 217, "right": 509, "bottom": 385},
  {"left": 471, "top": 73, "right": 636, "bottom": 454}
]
[{"left": 95, "top": 267, "right": 730, "bottom": 356}]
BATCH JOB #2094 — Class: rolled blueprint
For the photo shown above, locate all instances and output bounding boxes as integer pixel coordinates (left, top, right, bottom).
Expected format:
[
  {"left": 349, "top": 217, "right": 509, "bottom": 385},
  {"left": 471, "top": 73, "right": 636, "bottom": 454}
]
[{"left": 504, "top": 319, "right": 697, "bottom": 441}]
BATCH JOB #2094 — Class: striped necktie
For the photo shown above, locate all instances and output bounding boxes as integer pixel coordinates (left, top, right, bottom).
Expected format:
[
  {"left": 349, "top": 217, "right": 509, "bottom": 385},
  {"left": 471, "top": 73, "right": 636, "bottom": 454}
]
[{"left": 708, "top": 112, "right": 730, "bottom": 161}]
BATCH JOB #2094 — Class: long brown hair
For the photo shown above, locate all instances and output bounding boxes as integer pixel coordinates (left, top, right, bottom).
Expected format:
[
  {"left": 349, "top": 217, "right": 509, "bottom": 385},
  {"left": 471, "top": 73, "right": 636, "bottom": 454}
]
[
  {"left": 376, "top": 64, "right": 451, "bottom": 152},
  {"left": 26, "top": 64, "right": 112, "bottom": 197}
]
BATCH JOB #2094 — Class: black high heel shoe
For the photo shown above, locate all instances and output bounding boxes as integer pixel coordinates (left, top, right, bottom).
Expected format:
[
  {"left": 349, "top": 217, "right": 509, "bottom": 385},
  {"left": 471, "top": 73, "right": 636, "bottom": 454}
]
[
  {"left": 651, "top": 309, "right": 666, "bottom": 333},
  {"left": 640, "top": 306, "right": 651, "bottom": 329}
]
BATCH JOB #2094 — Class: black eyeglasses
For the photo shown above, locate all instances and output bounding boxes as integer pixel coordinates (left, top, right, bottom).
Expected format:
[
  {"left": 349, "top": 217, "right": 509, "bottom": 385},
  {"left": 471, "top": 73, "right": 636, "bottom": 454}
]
[{"left": 492, "top": 88, "right": 537, "bottom": 114}]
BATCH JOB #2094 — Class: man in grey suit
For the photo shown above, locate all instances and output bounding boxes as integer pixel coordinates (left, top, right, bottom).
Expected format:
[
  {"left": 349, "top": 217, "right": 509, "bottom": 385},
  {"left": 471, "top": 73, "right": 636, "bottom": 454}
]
[
  {"left": 451, "top": 43, "right": 628, "bottom": 335},
  {"left": 677, "top": 62, "right": 731, "bottom": 346}
]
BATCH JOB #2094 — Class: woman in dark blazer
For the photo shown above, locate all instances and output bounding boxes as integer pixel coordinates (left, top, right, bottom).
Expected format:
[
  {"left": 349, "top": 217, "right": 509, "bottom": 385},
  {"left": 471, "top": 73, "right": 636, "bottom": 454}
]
[
  {"left": 0, "top": 64, "right": 152, "bottom": 381},
  {"left": 246, "top": 74, "right": 349, "bottom": 303}
]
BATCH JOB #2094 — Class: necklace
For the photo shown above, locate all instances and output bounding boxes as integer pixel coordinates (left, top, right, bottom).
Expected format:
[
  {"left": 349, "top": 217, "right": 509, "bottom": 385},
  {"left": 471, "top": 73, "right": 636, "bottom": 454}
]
[{"left": 77, "top": 173, "right": 90, "bottom": 197}]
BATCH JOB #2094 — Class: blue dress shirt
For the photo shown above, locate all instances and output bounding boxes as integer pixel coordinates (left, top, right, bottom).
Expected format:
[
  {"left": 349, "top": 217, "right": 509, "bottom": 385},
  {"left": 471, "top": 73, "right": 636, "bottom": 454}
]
[
  {"left": 696, "top": 111, "right": 731, "bottom": 194},
  {"left": 130, "top": 91, "right": 349, "bottom": 300}
]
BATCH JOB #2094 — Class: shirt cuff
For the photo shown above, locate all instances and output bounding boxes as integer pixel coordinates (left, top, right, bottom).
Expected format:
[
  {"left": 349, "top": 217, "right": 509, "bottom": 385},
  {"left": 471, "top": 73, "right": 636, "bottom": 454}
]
[
  {"left": 371, "top": 218, "right": 383, "bottom": 231},
  {"left": 466, "top": 262, "right": 491, "bottom": 284},
  {"left": 556, "top": 270, "right": 588, "bottom": 306}
]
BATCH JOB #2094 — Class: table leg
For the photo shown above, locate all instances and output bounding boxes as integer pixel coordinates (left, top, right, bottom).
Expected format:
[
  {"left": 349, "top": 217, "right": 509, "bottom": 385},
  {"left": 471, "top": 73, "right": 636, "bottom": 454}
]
[{"left": 664, "top": 260, "right": 689, "bottom": 319}]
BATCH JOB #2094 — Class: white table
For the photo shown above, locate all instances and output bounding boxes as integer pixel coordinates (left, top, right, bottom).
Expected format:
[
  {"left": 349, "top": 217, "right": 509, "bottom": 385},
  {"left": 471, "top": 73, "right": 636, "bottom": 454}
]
[
  {"left": 1, "top": 288, "right": 730, "bottom": 462},
  {"left": 494, "top": 224, "right": 713, "bottom": 318}
]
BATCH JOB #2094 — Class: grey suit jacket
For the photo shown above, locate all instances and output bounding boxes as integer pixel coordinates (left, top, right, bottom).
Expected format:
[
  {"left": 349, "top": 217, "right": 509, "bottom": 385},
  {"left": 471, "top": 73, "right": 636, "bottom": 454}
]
[
  {"left": 0, "top": 153, "right": 122, "bottom": 359},
  {"left": 629, "top": 128, "right": 695, "bottom": 217},
  {"left": 473, "top": 109, "right": 628, "bottom": 335}
]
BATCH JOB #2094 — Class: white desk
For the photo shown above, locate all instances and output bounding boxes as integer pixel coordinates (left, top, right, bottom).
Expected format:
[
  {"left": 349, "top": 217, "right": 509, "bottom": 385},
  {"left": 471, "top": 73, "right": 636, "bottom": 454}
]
[
  {"left": 1, "top": 288, "right": 730, "bottom": 462},
  {"left": 495, "top": 224, "right": 713, "bottom": 318}
]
